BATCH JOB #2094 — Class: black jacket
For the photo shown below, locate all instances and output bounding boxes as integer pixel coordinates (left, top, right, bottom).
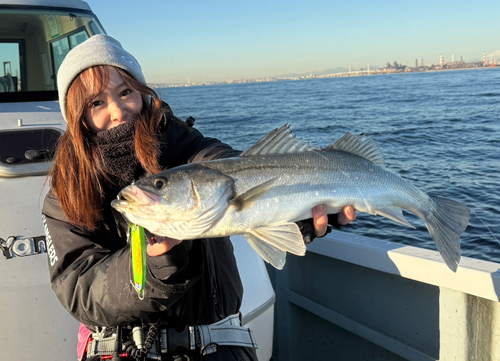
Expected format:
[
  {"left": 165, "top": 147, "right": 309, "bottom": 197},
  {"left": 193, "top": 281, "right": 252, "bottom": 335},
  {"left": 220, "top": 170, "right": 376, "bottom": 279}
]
[{"left": 42, "top": 109, "right": 256, "bottom": 360}]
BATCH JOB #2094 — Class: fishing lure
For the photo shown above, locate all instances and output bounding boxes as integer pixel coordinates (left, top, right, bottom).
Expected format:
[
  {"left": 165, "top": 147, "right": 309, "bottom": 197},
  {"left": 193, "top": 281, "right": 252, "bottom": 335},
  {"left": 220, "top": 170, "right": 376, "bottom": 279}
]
[{"left": 129, "top": 223, "right": 146, "bottom": 300}]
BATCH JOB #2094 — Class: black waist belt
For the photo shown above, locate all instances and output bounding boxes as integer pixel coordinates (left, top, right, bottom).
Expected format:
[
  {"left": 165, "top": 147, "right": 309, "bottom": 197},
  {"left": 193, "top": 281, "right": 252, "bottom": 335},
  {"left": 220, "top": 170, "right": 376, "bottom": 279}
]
[{"left": 87, "top": 313, "right": 258, "bottom": 358}]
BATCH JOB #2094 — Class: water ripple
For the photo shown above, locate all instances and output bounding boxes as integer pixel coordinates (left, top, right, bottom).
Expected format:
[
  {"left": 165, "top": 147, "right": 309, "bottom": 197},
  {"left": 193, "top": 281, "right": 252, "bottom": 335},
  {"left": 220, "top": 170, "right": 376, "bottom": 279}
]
[{"left": 160, "top": 68, "right": 500, "bottom": 263}]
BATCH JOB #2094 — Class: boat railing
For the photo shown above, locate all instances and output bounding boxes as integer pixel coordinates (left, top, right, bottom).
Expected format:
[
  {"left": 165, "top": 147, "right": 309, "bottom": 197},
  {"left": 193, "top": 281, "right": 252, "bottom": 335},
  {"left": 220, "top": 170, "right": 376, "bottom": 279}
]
[{"left": 266, "top": 230, "right": 500, "bottom": 361}]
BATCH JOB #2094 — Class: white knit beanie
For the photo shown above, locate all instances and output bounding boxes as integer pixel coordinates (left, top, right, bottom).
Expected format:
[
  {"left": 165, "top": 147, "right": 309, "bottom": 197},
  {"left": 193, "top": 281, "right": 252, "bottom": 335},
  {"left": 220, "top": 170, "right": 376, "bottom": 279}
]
[{"left": 57, "top": 34, "right": 146, "bottom": 122}]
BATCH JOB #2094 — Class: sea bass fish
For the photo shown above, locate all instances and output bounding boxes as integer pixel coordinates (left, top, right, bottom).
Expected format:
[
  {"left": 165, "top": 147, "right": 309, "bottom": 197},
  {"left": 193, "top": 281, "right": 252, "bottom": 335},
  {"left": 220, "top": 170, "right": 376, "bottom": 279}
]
[{"left": 111, "top": 125, "right": 470, "bottom": 271}]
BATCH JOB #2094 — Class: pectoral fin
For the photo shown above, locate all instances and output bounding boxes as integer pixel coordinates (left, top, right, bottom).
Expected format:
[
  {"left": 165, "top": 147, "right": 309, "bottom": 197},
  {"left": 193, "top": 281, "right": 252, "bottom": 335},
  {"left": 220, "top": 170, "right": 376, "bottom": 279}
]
[
  {"left": 244, "top": 222, "right": 306, "bottom": 269},
  {"left": 376, "top": 206, "right": 415, "bottom": 228},
  {"left": 245, "top": 233, "right": 287, "bottom": 270},
  {"left": 230, "top": 177, "right": 279, "bottom": 211},
  {"left": 250, "top": 223, "right": 307, "bottom": 255}
]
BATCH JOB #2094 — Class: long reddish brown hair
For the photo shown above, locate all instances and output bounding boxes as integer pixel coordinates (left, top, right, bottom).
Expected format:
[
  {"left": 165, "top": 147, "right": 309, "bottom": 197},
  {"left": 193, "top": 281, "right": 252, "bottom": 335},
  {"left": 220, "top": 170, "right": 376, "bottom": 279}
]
[{"left": 50, "top": 65, "right": 164, "bottom": 231}]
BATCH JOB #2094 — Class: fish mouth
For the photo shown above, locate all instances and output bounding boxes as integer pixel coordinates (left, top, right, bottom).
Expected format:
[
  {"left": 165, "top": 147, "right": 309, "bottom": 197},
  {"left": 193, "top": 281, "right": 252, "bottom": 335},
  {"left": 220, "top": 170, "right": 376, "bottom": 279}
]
[{"left": 111, "top": 185, "right": 162, "bottom": 211}]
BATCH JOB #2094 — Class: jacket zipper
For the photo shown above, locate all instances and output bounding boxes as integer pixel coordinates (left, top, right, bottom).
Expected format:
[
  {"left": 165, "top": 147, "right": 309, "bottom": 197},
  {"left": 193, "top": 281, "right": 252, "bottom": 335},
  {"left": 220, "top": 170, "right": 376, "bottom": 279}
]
[{"left": 207, "top": 241, "right": 224, "bottom": 319}]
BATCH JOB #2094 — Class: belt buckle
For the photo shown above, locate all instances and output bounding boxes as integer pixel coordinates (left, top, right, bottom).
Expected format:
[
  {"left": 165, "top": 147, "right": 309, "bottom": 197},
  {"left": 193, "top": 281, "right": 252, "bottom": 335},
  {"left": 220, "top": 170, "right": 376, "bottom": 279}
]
[{"left": 160, "top": 326, "right": 196, "bottom": 354}]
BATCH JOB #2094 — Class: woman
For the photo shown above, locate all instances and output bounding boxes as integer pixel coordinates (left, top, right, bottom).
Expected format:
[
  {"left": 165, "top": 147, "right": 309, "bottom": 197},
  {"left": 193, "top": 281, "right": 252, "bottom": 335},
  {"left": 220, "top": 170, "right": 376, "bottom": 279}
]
[{"left": 42, "top": 35, "right": 356, "bottom": 361}]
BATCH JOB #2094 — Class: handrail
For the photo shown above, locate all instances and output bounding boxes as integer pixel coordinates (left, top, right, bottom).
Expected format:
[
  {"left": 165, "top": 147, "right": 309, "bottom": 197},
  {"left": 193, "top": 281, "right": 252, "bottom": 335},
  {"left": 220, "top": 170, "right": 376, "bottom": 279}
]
[{"left": 308, "top": 230, "right": 500, "bottom": 303}]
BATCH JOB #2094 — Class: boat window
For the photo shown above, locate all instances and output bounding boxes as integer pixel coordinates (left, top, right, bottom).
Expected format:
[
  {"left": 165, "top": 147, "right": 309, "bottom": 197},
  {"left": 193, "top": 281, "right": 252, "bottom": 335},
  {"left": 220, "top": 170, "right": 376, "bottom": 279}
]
[
  {"left": 52, "top": 29, "right": 89, "bottom": 76},
  {"left": 0, "top": 42, "right": 20, "bottom": 92},
  {"left": 0, "top": 7, "right": 105, "bottom": 103}
]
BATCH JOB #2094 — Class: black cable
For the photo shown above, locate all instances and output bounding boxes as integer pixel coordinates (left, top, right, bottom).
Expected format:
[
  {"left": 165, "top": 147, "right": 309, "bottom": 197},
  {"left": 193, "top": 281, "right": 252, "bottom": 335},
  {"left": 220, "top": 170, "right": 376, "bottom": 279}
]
[
  {"left": 126, "top": 322, "right": 159, "bottom": 361},
  {"left": 112, "top": 325, "right": 123, "bottom": 360}
]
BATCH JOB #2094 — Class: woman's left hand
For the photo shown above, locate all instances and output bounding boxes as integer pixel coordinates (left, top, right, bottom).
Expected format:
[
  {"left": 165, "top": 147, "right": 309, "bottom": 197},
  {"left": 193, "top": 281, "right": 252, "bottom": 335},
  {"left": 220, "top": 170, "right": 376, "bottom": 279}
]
[
  {"left": 312, "top": 205, "right": 357, "bottom": 237},
  {"left": 147, "top": 236, "right": 182, "bottom": 257}
]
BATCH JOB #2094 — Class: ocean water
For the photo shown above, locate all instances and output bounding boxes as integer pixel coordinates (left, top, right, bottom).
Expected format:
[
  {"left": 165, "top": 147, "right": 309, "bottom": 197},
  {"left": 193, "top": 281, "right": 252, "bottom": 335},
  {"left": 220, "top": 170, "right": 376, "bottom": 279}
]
[{"left": 159, "top": 68, "right": 500, "bottom": 264}]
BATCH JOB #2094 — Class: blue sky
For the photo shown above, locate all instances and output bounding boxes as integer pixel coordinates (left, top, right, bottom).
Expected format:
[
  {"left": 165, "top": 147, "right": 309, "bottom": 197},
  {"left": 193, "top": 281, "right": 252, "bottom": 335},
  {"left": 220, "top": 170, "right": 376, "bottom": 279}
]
[{"left": 88, "top": 0, "right": 500, "bottom": 84}]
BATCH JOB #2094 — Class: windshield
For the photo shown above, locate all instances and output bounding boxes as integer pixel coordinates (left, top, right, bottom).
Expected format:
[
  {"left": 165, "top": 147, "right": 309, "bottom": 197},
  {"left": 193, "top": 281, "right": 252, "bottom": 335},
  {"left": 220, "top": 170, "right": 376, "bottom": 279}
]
[{"left": 0, "top": 7, "right": 105, "bottom": 102}]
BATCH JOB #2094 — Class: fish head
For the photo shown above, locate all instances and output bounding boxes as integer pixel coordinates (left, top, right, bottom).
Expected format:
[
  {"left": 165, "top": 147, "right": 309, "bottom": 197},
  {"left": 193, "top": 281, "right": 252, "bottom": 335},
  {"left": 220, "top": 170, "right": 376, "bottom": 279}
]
[
  {"left": 112, "top": 170, "right": 195, "bottom": 221},
  {"left": 111, "top": 164, "right": 235, "bottom": 238}
]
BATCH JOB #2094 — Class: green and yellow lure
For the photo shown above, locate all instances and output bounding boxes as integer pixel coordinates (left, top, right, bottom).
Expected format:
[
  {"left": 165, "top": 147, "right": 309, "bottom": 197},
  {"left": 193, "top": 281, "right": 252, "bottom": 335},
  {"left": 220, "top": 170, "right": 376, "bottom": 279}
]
[{"left": 129, "top": 223, "right": 146, "bottom": 300}]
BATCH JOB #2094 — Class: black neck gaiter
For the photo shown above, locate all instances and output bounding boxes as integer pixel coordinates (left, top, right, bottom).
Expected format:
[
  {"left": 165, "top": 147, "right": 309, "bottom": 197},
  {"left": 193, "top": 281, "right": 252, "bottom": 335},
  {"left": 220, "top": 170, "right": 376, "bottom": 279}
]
[{"left": 92, "top": 121, "right": 142, "bottom": 188}]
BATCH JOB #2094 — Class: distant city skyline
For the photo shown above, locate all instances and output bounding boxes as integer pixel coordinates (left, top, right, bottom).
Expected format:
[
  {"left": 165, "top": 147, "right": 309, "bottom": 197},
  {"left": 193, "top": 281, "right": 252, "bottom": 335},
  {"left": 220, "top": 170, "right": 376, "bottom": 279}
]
[
  {"left": 153, "top": 53, "right": 497, "bottom": 88},
  {"left": 89, "top": 0, "right": 500, "bottom": 84}
]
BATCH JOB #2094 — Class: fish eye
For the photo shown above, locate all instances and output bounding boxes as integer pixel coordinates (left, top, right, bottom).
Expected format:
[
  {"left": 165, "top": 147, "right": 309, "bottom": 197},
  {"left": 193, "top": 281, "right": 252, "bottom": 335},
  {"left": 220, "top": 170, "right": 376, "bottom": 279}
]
[{"left": 153, "top": 177, "right": 167, "bottom": 189}]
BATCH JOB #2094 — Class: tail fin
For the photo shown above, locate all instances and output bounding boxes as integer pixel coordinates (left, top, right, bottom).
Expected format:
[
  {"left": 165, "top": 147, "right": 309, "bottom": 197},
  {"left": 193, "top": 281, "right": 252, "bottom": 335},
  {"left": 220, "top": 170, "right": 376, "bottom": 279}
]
[{"left": 425, "top": 196, "right": 470, "bottom": 272}]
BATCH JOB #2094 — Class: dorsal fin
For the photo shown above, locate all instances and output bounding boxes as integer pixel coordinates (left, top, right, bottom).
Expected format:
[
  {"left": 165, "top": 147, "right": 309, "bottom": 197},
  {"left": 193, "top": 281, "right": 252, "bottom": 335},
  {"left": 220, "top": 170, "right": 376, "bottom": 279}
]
[
  {"left": 326, "top": 132, "right": 386, "bottom": 169},
  {"left": 241, "top": 124, "right": 318, "bottom": 156}
]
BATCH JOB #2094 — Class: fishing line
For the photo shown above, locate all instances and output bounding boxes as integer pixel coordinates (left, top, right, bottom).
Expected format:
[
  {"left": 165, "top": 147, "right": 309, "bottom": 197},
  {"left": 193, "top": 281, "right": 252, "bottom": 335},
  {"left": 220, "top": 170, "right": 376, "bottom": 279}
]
[{"left": 472, "top": 210, "right": 499, "bottom": 246}]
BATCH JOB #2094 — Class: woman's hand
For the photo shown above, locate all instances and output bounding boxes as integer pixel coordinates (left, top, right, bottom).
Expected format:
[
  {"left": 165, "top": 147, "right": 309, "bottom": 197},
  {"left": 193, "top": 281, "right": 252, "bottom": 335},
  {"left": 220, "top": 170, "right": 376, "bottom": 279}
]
[
  {"left": 147, "top": 236, "right": 182, "bottom": 257},
  {"left": 312, "top": 205, "right": 357, "bottom": 237}
]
